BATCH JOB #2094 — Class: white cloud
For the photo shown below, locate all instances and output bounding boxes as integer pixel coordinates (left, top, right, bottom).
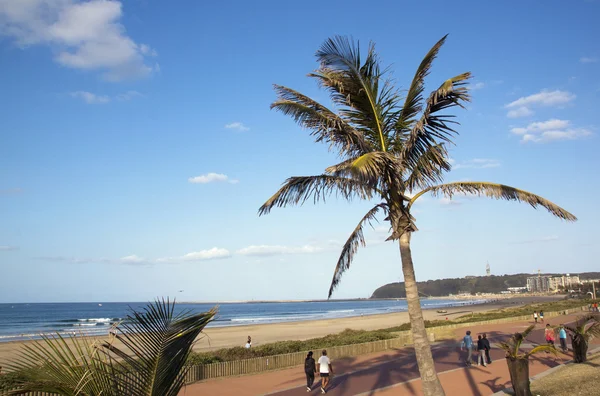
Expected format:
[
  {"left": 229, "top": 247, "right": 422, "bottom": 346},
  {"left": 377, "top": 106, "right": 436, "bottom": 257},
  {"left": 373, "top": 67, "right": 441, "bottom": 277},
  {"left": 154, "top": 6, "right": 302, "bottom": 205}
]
[
  {"left": 188, "top": 173, "right": 238, "bottom": 184},
  {"left": 453, "top": 158, "right": 501, "bottom": 170},
  {"left": 70, "top": 90, "right": 144, "bottom": 103},
  {"left": 504, "top": 90, "right": 575, "bottom": 118},
  {"left": 0, "top": 245, "right": 18, "bottom": 251},
  {"left": 439, "top": 197, "right": 462, "bottom": 206},
  {"left": 70, "top": 91, "right": 110, "bottom": 104},
  {"left": 510, "top": 119, "right": 592, "bottom": 143},
  {"left": 470, "top": 82, "right": 485, "bottom": 90},
  {"left": 0, "top": 187, "right": 22, "bottom": 195},
  {"left": 0, "top": 0, "right": 156, "bottom": 81},
  {"left": 116, "top": 90, "right": 143, "bottom": 101},
  {"left": 236, "top": 244, "right": 323, "bottom": 257},
  {"left": 511, "top": 236, "right": 559, "bottom": 244},
  {"left": 156, "top": 248, "right": 231, "bottom": 263},
  {"left": 580, "top": 56, "right": 598, "bottom": 64},
  {"left": 119, "top": 254, "right": 145, "bottom": 264},
  {"left": 225, "top": 122, "right": 249, "bottom": 132},
  {"left": 507, "top": 106, "right": 534, "bottom": 118}
]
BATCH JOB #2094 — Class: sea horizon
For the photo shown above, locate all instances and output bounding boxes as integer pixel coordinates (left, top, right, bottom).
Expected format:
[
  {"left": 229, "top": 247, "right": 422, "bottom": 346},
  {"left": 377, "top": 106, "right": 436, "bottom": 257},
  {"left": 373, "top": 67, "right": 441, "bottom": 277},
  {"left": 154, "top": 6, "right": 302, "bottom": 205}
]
[{"left": 0, "top": 298, "right": 489, "bottom": 343}]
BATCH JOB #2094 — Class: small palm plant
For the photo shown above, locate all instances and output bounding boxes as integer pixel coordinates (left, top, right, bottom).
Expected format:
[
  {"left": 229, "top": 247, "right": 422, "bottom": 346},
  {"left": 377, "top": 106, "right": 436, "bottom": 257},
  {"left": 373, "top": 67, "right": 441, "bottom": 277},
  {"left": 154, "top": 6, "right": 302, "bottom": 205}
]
[
  {"left": 5, "top": 299, "right": 215, "bottom": 396},
  {"left": 564, "top": 314, "right": 600, "bottom": 363},
  {"left": 498, "top": 325, "right": 557, "bottom": 396}
]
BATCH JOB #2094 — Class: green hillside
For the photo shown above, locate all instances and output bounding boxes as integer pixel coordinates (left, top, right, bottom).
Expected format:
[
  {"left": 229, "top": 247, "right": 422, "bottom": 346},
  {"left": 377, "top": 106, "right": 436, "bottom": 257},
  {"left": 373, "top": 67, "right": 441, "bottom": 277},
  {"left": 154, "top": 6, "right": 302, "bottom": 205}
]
[{"left": 370, "top": 272, "right": 600, "bottom": 298}]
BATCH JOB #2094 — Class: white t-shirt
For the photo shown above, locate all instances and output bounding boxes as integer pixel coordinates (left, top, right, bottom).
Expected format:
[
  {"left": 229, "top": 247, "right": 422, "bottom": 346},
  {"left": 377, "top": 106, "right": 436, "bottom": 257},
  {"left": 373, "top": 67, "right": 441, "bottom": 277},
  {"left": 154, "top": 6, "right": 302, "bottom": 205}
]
[{"left": 318, "top": 355, "right": 331, "bottom": 373}]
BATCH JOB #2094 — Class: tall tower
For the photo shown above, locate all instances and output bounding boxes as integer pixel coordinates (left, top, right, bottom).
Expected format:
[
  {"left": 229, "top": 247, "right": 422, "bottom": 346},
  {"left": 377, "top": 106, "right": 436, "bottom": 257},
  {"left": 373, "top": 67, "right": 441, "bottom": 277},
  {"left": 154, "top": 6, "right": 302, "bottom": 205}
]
[{"left": 486, "top": 261, "right": 491, "bottom": 276}]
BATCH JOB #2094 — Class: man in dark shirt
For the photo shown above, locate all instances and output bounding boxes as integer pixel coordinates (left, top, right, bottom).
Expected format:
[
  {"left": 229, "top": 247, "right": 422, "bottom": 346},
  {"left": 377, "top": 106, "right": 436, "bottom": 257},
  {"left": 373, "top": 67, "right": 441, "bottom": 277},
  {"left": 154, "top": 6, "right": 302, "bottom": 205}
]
[
  {"left": 482, "top": 333, "right": 492, "bottom": 364},
  {"left": 304, "top": 351, "right": 317, "bottom": 392}
]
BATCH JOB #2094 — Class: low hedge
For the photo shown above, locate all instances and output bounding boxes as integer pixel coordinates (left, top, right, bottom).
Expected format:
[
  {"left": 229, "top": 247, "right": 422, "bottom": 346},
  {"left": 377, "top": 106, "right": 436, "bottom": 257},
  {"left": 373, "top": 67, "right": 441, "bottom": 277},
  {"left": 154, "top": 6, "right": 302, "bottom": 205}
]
[{"left": 187, "top": 298, "right": 599, "bottom": 365}]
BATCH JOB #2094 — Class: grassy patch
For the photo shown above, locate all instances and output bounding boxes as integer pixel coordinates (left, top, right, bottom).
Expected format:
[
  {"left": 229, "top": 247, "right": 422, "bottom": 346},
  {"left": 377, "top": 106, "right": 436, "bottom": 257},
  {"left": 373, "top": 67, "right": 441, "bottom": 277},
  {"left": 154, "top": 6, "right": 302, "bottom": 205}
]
[
  {"left": 188, "top": 329, "right": 395, "bottom": 364},
  {"left": 531, "top": 352, "right": 600, "bottom": 396},
  {"left": 187, "top": 298, "right": 598, "bottom": 365}
]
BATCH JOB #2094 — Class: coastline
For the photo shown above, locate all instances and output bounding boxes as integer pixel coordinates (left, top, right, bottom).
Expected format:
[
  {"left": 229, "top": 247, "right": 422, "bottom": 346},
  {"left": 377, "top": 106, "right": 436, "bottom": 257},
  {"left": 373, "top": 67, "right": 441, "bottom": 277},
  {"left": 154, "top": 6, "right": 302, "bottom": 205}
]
[{"left": 0, "top": 295, "right": 561, "bottom": 364}]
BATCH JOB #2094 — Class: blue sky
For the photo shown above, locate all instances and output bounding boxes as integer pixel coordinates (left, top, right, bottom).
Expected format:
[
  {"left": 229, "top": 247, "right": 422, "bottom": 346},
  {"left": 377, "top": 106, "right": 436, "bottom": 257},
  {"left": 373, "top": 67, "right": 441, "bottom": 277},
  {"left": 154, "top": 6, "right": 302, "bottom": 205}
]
[{"left": 1, "top": 0, "right": 599, "bottom": 303}]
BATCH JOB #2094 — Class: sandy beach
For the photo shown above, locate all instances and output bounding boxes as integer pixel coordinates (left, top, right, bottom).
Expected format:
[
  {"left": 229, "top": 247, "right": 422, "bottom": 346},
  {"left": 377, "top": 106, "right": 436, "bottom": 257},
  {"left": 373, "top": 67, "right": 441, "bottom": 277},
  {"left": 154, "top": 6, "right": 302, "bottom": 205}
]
[{"left": 0, "top": 295, "right": 561, "bottom": 365}]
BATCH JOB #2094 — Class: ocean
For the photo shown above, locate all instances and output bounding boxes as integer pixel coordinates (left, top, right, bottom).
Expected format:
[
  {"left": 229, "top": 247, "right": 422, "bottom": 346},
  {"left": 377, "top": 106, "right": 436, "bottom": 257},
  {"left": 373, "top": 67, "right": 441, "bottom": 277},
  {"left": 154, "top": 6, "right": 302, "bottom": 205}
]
[{"left": 0, "top": 298, "right": 485, "bottom": 342}]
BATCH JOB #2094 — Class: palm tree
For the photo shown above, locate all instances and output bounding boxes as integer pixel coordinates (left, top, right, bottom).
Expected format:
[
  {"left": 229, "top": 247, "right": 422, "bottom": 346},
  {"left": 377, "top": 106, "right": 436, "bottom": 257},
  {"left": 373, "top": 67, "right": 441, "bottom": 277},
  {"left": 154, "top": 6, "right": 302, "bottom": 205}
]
[
  {"left": 498, "top": 325, "right": 558, "bottom": 396},
  {"left": 5, "top": 299, "right": 215, "bottom": 396},
  {"left": 564, "top": 314, "right": 600, "bottom": 363},
  {"left": 259, "top": 35, "right": 577, "bottom": 396}
]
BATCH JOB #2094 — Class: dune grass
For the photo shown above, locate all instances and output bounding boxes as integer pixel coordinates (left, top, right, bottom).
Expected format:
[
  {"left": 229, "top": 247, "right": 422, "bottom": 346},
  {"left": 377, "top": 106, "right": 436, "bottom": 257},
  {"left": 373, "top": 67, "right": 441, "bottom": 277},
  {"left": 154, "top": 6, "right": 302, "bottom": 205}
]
[{"left": 531, "top": 352, "right": 600, "bottom": 396}]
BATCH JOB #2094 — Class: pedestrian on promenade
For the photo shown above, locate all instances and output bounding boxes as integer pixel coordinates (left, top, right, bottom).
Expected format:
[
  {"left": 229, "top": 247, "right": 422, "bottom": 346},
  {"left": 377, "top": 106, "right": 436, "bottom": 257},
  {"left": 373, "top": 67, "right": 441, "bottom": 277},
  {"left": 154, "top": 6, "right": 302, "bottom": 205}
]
[
  {"left": 317, "top": 349, "right": 333, "bottom": 394},
  {"left": 533, "top": 311, "right": 538, "bottom": 323},
  {"left": 304, "top": 351, "right": 317, "bottom": 392},
  {"left": 558, "top": 324, "right": 568, "bottom": 353},
  {"left": 539, "top": 310, "right": 544, "bottom": 323},
  {"left": 461, "top": 330, "right": 474, "bottom": 366},
  {"left": 476, "top": 335, "right": 487, "bottom": 367},
  {"left": 545, "top": 324, "right": 555, "bottom": 349},
  {"left": 482, "top": 333, "right": 492, "bottom": 364}
]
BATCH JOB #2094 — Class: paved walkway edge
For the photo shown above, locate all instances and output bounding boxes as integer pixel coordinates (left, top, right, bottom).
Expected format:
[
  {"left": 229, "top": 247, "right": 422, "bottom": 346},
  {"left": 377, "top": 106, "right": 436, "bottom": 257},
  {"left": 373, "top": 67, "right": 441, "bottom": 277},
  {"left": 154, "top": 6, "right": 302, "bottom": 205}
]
[{"left": 490, "top": 346, "right": 600, "bottom": 396}]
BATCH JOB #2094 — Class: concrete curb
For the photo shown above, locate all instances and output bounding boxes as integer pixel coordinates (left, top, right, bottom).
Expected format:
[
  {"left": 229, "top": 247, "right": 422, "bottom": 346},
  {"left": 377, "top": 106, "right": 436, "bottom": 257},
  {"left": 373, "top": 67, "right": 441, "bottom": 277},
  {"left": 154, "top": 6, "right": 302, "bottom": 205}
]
[{"left": 489, "top": 346, "right": 600, "bottom": 395}]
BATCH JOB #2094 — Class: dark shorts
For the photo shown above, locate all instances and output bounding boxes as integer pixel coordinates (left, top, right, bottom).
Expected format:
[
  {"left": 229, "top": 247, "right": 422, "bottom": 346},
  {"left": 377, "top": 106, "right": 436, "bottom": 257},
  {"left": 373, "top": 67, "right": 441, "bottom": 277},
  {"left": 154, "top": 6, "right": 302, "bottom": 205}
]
[{"left": 320, "top": 373, "right": 329, "bottom": 377}]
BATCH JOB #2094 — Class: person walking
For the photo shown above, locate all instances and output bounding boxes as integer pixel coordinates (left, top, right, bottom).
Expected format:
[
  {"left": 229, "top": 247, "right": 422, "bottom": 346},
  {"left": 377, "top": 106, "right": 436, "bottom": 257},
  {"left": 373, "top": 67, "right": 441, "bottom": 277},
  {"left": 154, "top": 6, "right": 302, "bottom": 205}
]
[
  {"left": 558, "top": 324, "right": 568, "bottom": 353},
  {"left": 245, "top": 336, "right": 252, "bottom": 349},
  {"left": 476, "top": 335, "right": 487, "bottom": 367},
  {"left": 482, "top": 333, "right": 492, "bottom": 364},
  {"left": 304, "top": 351, "right": 317, "bottom": 392},
  {"left": 539, "top": 310, "right": 544, "bottom": 323},
  {"left": 545, "top": 324, "right": 555, "bottom": 349},
  {"left": 533, "top": 311, "right": 538, "bottom": 323},
  {"left": 317, "top": 349, "right": 333, "bottom": 394},
  {"left": 461, "top": 330, "right": 474, "bottom": 366}
]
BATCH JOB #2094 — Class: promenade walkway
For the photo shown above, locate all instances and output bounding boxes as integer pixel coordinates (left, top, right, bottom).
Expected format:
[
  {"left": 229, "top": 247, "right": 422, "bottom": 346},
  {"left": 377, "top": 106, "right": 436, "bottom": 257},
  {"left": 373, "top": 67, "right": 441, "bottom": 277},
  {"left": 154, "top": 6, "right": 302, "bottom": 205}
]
[{"left": 180, "top": 313, "right": 599, "bottom": 396}]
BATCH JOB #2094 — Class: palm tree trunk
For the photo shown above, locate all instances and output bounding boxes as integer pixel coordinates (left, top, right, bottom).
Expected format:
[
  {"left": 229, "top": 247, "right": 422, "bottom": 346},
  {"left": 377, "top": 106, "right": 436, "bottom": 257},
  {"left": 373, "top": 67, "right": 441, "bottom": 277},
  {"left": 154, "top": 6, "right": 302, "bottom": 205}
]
[
  {"left": 506, "top": 357, "right": 532, "bottom": 396},
  {"left": 572, "top": 335, "right": 588, "bottom": 363},
  {"left": 399, "top": 232, "right": 445, "bottom": 396}
]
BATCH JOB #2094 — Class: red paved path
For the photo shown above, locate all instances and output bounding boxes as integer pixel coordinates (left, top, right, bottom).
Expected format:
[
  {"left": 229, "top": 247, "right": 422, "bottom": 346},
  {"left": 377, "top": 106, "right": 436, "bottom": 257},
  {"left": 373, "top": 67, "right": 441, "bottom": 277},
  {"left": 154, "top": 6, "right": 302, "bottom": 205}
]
[{"left": 180, "top": 313, "right": 599, "bottom": 396}]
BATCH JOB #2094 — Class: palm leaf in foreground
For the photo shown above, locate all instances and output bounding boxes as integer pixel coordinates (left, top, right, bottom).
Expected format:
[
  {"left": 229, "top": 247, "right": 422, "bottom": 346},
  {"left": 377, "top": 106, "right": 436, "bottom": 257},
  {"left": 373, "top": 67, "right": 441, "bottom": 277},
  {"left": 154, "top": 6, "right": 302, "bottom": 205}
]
[{"left": 6, "top": 299, "right": 216, "bottom": 396}]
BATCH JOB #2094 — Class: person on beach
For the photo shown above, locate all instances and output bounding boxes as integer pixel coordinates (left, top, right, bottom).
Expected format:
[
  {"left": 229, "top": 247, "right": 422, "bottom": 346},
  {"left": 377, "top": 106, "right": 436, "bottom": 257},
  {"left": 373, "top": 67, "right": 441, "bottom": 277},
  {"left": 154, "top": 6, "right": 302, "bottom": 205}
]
[
  {"left": 317, "top": 349, "right": 333, "bottom": 394},
  {"left": 558, "top": 324, "right": 568, "bottom": 352},
  {"left": 533, "top": 311, "right": 538, "bottom": 323},
  {"left": 304, "top": 351, "right": 317, "bottom": 392},
  {"left": 482, "top": 333, "right": 492, "bottom": 364},
  {"left": 544, "top": 324, "right": 555, "bottom": 349},
  {"left": 539, "top": 310, "right": 544, "bottom": 323},
  {"left": 476, "top": 335, "right": 487, "bottom": 367},
  {"left": 461, "top": 330, "right": 474, "bottom": 366},
  {"left": 245, "top": 336, "right": 252, "bottom": 349}
]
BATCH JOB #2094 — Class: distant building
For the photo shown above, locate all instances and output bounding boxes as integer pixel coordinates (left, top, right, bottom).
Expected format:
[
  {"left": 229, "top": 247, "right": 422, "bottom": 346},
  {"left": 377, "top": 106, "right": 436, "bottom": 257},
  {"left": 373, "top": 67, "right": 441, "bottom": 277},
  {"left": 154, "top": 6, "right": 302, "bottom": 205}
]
[
  {"left": 465, "top": 276, "right": 477, "bottom": 279},
  {"left": 527, "top": 273, "right": 581, "bottom": 292},
  {"left": 527, "top": 275, "right": 551, "bottom": 292},
  {"left": 486, "top": 262, "right": 491, "bottom": 277},
  {"left": 549, "top": 274, "right": 580, "bottom": 290},
  {"left": 507, "top": 286, "right": 527, "bottom": 293}
]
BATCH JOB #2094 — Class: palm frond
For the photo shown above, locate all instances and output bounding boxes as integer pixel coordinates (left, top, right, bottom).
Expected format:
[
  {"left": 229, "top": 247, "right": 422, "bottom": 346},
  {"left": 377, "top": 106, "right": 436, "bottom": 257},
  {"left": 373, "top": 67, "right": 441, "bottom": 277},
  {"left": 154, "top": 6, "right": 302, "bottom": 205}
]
[
  {"left": 258, "top": 175, "right": 375, "bottom": 216},
  {"left": 499, "top": 325, "right": 535, "bottom": 358},
  {"left": 6, "top": 300, "right": 215, "bottom": 396},
  {"left": 325, "top": 151, "right": 402, "bottom": 190},
  {"left": 405, "top": 143, "right": 451, "bottom": 192},
  {"left": 409, "top": 181, "right": 577, "bottom": 221},
  {"left": 6, "top": 333, "right": 113, "bottom": 396},
  {"left": 102, "top": 299, "right": 215, "bottom": 396},
  {"left": 328, "top": 203, "right": 388, "bottom": 298},
  {"left": 313, "top": 36, "right": 390, "bottom": 151},
  {"left": 397, "top": 72, "right": 471, "bottom": 169},
  {"left": 525, "top": 344, "right": 558, "bottom": 358},
  {"left": 271, "top": 85, "right": 373, "bottom": 155},
  {"left": 395, "top": 35, "right": 447, "bottom": 135}
]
